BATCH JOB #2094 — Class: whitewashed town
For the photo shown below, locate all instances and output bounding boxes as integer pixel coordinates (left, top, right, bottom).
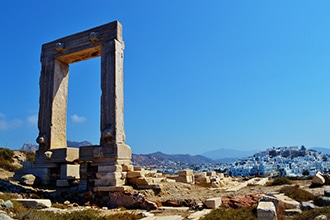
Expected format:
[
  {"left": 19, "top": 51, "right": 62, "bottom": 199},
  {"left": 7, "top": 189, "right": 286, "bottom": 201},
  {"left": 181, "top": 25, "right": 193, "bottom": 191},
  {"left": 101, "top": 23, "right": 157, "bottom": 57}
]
[{"left": 141, "top": 146, "right": 330, "bottom": 178}]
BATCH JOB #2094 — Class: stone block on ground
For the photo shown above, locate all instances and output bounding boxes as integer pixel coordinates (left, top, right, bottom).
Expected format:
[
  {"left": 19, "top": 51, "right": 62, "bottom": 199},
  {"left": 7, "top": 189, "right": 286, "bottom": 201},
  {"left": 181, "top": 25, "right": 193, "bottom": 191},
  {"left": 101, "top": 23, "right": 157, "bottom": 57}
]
[
  {"left": 178, "top": 170, "right": 193, "bottom": 176},
  {"left": 284, "top": 209, "right": 302, "bottom": 216},
  {"left": 126, "top": 170, "right": 145, "bottom": 179},
  {"left": 128, "top": 177, "right": 152, "bottom": 185},
  {"left": 195, "top": 172, "right": 210, "bottom": 183},
  {"left": 166, "top": 178, "right": 176, "bottom": 183},
  {"left": 15, "top": 199, "right": 51, "bottom": 208},
  {"left": 257, "top": 201, "right": 277, "bottom": 220},
  {"left": 152, "top": 177, "right": 165, "bottom": 183},
  {"left": 204, "top": 197, "right": 221, "bottom": 209},
  {"left": 312, "top": 172, "right": 325, "bottom": 185},
  {"left": 175, "top": 175, "right": 194, "bottom": 184},
  {"left": 196, "top": 176, "right": 210, "bottom": 183},
  {"left": 195, "top": 172, "right": 207, "bottom": 178},
  {"left": 207, "top": 171, "right": 216, "bottom": 176}
]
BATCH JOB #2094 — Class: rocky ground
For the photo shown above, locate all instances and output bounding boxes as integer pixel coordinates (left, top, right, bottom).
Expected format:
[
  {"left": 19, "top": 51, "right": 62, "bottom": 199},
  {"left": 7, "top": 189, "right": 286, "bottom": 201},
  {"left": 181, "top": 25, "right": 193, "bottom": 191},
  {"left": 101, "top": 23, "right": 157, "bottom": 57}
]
[
  {"left": 0, "top": 167, "right": 323, "bottom": 219},
  {"left": 0, "top": 151, "right": 327, "bottom": 219}
]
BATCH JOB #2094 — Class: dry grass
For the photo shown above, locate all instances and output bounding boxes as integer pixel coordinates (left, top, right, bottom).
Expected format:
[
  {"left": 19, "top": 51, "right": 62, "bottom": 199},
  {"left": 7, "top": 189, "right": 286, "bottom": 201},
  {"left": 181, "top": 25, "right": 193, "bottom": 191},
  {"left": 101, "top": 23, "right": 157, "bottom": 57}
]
[
  {"left": 267, "top": 177, "right": 291, "bottom": 186},
  {"left": 201, "top": 206, "right": 257, "bottom": 220},
  {"left": 279, "top": 185, "right": 317, "bottom": 202},
  {"left": 0, "top": 148, "right": 18, "bottom": 171}
]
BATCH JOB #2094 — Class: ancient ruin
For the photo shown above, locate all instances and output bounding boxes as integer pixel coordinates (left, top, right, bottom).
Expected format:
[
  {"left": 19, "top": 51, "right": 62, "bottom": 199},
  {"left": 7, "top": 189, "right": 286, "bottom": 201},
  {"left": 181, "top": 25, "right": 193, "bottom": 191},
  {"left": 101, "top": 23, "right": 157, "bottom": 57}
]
[{"left": 20, "top": 21, "right": 133, "bottom": 191}]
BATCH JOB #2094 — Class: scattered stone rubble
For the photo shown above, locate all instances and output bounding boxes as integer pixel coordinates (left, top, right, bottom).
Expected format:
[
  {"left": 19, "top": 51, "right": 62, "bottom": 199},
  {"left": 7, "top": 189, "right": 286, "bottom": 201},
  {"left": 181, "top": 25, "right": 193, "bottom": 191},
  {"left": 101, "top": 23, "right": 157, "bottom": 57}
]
[{"left": 8, "top": 167, "right": 330, "bottom": 219}]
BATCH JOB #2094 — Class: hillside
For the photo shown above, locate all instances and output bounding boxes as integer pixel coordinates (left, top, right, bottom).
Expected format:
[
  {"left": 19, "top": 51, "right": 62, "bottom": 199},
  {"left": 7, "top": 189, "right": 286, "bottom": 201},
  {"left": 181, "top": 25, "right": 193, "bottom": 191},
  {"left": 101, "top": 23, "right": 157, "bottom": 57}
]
[{"left": 132, "top": 151, "right": 214, "bottom": 166}]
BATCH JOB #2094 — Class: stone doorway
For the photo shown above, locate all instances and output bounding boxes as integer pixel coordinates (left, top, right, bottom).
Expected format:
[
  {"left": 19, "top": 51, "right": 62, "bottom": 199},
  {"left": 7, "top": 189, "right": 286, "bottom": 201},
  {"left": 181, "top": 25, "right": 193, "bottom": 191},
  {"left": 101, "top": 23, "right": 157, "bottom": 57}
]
[{"left": 28, "top": 21, "right": 132, "bottom": 189}]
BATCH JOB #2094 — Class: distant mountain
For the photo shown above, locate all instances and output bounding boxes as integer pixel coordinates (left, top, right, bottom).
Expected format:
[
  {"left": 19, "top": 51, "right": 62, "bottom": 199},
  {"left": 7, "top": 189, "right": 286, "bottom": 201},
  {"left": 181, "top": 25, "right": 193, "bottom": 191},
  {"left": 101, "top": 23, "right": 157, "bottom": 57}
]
[
  {"left": 20, "top": 142, "right": 38, "bottom": 152},
  {"left": 67, "top": 140, "right": 93, "bottom": 148},
  {"left": 132, "top": 151, "right": 214, "bottom": 166},
  {"left": 310, "top": 147, "right": 330, "bottom": 155},
  {"left": 20, "top": 140, "right": 93, "bottom": 152},
  {"left": 201, "top": 148, "right": 257, "bottom": 161}
]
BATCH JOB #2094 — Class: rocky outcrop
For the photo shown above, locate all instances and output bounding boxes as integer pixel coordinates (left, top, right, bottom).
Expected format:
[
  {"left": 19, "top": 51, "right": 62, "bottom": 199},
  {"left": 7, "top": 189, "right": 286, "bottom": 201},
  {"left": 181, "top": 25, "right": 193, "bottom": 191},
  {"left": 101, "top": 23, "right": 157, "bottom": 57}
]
[
  {"left": 20, "top": 174, "right": 36, "bottom": 186},
  {"left": 94, "top": 191, "right": 158, "bottom": 210},
  {"left": 0, "top": 211, "right": 13, "bottom": 220},
  {"left": 314, "top": 215, "right": 328, "bottom": 220},
  {"left": 221, "top": 194, "right": 259, "bottom": 208}
]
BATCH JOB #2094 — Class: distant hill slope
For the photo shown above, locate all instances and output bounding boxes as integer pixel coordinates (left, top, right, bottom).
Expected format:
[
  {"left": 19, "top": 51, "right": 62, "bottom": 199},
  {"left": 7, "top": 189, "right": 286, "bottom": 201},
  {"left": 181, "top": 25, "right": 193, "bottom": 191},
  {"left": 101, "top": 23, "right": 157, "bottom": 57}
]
[
  {"left": 132, "top": 151, "right": 214, "bottom": 166},
  {"left": 66, "top": 140, "right": 93, "bottom": 148},
  {"left": 201, "top": 148, "right": 257, "bottom": 160},
  {"left": 21, "top": 142, "right": 38, "bottom": 152},
  {"left": 20, "top": 141, "right": 93, "bottom": 152},
  {"left": 310, "top": 147, "right": 330, "bottom": 155}
]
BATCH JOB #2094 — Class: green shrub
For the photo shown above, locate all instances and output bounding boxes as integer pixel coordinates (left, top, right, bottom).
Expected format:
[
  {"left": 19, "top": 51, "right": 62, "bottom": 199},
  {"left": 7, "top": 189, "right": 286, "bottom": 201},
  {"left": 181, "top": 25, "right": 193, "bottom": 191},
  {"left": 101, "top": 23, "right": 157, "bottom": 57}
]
[
  {"left": 201, "top": 206, "right": 257, "bottom": 220},
  {"left": 279, "top": 185, "right": 316, "bottom": 202},
  {"left": 267, "top": 177, "right": 291, "bottom": 186},
  {"left": 0, "top": 148, "right": 17, "bottom": 171}
]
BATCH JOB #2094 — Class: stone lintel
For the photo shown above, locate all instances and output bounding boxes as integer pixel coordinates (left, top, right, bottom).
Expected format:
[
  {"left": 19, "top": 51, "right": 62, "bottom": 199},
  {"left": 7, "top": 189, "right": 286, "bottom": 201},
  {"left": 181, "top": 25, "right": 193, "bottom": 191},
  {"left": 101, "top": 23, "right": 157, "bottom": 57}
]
[{"left": 41, "top": 21, "right": 122, "bottom": 64}]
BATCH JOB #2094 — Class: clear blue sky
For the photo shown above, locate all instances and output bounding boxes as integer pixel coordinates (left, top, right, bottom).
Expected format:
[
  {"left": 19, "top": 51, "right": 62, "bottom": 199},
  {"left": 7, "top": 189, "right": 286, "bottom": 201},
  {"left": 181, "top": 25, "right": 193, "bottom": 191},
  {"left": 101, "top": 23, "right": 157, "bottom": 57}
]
[{"left": 1, "top": 1, "right": 330, "bottom": 155}]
